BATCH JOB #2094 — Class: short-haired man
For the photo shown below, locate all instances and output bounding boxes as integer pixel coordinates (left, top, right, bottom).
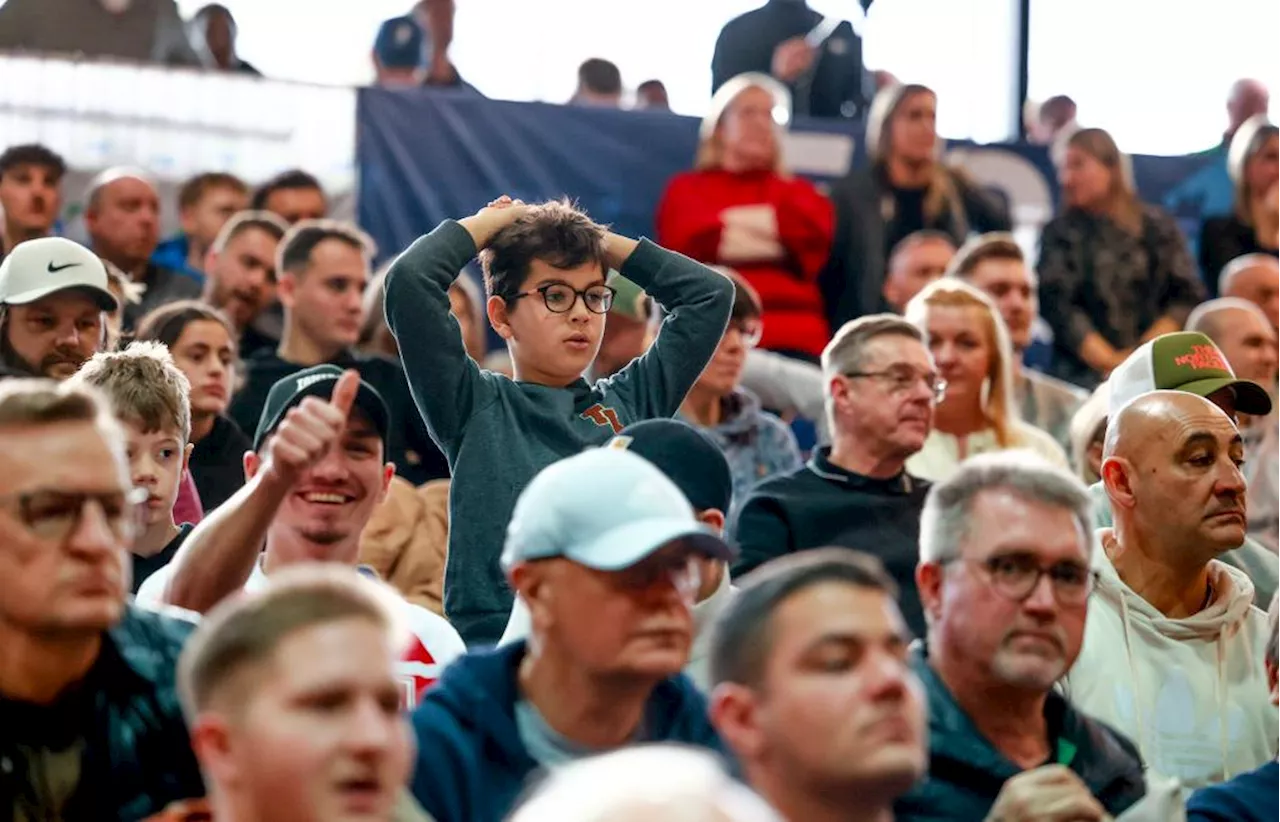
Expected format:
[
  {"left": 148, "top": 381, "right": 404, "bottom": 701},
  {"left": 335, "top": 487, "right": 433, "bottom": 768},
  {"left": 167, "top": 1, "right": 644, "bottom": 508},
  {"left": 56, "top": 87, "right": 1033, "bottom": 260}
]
[
  {"left": 151, "top": 171, "right": 249, "bottom": 282},
  {"left": 410, "top": 448, "right": 734, "bottom": 822},
  {"left": 571, "top": 58, "right": 623, "bottom": 107},
  {"left": 732, "top": 314, "right": 936, "bottom": 636},
  {"left": 710, "top": 549, "right": 927, "bottom": 822},
  {"left": 1186, "top": 594, "right": 1280, "bottom": 822},
  {"left": 174, "top": 565, "right": 415, "bottom": 822},
  {"left": 948, "top": 231, "right": 1087, "bottom": 451},
  {"left": 228, "top": 218, "right": 448, "bottom": 485},
  {"left": 0, "top": 143, "right": 65, "bottom": 259},
  {"left": 201, "top": 209, "right": 289, "bottom": 358},
  {"left": 1188, "top": 298, "right": 1279, "bottom": 553},
  {"left": 84, "top": 167, "right": 202, "bottom": 327},
  {"left": 1219, "top": 253, "right": 1280, "bottom": 332},
  {"left": 0, "top": 236, "right": 116, "bottom": 380},
  {"left": 1064, "top": 392, "right": 1279, "bottom": 788},
  {"left": 0, "top": 378, "right": 203, "bottom": 818},
  {"left": 636, "top": 79, "right": 670, "bottom": 111},
  {"left": 138, "top": 365, "right": 466, "bottom": 707},
  {"left": 882, "top": 230, "right": 956, "bottom": 314},
  {"left": 250, "top": 169, "right": 328, "bottom": 225},
  {"left": 385, "top": 195, "right": 732, "bottom": 644},
  {"left": 1026, "top": 94, "right": 1078, "bottom": 146},
  {"left": 897, "top": 452, "right": 1150, "bottom": 820},
  {"left": 70, "top": 342, "right": 196, "bottom": 592}
]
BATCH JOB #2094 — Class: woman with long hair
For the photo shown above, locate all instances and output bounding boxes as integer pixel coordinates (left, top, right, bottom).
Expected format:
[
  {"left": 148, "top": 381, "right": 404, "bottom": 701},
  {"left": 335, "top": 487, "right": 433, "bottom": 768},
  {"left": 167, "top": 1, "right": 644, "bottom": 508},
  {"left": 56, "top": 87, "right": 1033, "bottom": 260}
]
[
  {"left": 822, "top": 82, "right": 1010, "bottom": 327},
  {"left": 1200, "top": 115, "right": 1279, "bottom": 293},
  {"left": 1037, "top": 127, "right": 1204, "bottom": 387},
  {"left": 657, "top": 72, "right": 834, "bottom": 360},
  {"left": 904, "top": 279, "right": 1066, "bottom": 481}
]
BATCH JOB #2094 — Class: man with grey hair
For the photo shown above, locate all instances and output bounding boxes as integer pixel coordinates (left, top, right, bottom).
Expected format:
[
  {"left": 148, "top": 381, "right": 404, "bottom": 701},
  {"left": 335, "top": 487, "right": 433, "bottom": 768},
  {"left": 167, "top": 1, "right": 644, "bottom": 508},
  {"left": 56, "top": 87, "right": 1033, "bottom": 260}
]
[
  {"left": 731, "top": 314, "right": 937, "bottom": 636},
  {"left": 1219, "top": 254, "right": 1279, "bottom": 332},
  {"left": 896, "top": 451, "right": 1148, "bottom": 820},
  {"left": 84, "top": 168, "right": 201, "bottom": 328},
  {"left": 1063, "top": 391, "right": 1278, "bottom": 789}
]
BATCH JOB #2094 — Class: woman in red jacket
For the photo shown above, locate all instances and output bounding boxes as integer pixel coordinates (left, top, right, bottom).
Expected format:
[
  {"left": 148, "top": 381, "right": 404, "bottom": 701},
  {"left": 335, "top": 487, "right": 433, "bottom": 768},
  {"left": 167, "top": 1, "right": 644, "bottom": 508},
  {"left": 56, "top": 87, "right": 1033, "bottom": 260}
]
[{"left": 657, "top": 72, "right": 835, "bottom": 360}]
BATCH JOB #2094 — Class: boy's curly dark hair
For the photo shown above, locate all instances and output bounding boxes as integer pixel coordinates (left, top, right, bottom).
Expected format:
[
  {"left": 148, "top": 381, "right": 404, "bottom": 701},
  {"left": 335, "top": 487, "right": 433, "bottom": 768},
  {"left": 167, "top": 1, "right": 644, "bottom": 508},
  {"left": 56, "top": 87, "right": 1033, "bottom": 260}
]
[{"left": 479, "top": 200, "right": 610, "bottom": 302}]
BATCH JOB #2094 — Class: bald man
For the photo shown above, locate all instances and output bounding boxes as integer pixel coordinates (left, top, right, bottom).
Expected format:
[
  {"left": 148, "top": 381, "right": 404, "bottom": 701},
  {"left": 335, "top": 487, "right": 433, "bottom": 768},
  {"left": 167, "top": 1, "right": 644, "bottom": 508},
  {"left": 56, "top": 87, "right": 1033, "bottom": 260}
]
[
  {"left": 1063, "top": 392, "right": 1278, "bottom": 789},
  {"left": 1219, "top": 254, "right": 1280, "bottom": 332},
  {"left": 1227, "top": 79, "right": 1270, "bottom": 143}
]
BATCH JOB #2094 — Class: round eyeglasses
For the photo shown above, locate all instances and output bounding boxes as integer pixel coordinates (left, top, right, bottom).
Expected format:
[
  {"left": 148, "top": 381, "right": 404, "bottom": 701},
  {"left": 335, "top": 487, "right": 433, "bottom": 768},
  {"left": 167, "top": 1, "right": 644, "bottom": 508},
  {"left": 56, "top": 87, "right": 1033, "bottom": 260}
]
[{"left": 509, "top": 283, "right": 616, "bottom": 315}]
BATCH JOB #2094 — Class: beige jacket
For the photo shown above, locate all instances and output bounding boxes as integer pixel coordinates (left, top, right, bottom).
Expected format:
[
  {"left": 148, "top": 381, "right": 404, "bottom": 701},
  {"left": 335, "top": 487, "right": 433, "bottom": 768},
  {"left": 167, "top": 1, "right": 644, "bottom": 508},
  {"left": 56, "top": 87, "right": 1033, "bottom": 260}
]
[{"left": 358, "top": 477, "right": 450, "bottom": 616}]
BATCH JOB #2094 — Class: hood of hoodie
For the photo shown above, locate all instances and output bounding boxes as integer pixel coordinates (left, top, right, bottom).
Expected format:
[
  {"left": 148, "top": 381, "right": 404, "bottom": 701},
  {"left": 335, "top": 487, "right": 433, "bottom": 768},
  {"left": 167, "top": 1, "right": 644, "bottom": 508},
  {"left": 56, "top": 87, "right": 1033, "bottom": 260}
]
[{"left": 706, "top": 388, "right": 764, "bottom": 444}]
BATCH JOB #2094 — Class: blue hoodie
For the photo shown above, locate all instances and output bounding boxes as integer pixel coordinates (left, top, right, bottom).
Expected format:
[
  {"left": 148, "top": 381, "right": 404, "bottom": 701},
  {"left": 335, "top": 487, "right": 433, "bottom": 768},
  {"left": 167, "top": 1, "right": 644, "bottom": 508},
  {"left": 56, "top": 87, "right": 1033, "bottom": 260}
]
[
  {"left": 409, "top": 641, "right": 729, "bottom": 822},
  {"left": 1186, "top": 760, "right": 1278, "bottom": 822}
]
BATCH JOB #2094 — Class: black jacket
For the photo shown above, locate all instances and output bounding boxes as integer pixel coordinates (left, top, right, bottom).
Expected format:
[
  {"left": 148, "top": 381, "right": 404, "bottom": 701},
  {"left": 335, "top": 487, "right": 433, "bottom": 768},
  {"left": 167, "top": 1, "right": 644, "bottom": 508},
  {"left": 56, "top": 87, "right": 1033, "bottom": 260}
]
[
  {"left": 895, "top": 648, "right": 1147, "bottom": 821},
  {"left": 0, "top": 606, "right": 204, "bottom": 821},
  {"left": 188, "top": 415, "right": 251, "bottom": 512},
  {"left": 1198, "top": 213, "right": 1278, "bottom": 296}
]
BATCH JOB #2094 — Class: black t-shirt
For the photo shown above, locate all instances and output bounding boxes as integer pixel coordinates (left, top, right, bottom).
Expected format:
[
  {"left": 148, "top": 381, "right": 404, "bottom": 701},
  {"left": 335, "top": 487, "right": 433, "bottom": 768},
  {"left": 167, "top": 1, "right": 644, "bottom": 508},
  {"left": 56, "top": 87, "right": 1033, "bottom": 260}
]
[
  {"left": 885, "top": 185, "right": 928, "bottom": 257},
  {"left": 131, "top": 523, "right": 194, "bottom": 594},
  {"left": 189, "top": 415, "right": 251, "bottom": 513}
]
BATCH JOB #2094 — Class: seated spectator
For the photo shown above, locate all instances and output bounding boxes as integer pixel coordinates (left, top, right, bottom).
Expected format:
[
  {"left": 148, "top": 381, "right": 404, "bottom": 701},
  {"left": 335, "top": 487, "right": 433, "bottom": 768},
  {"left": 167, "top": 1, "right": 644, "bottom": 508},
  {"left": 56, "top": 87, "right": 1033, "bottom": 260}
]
[
  {"left": 1220, "top": 253, "right": 1280, "bottom": 332},
  {"left": 409, "top": 448, "right": 733, "bottom": 822},
  {"left": 904, "top": 279, "right": 1067, "bottom": 481},
  {"left": 384, "top": 196, "right": 732, "bottom": 645},
  {"left": 187, "top": 4, "right": 261, "bottom": 75},
  {"left": 373, "top": 14, "right": 426, "bottom": 87},
  {"left": 171, "top": 566, "right": 413, "bottom": 822},
  {"left": 501, "top": 418, "right": 738, "bottom": 691},
  {"left": 70, "top": 342, "right": 195, "bottom": 592},
  {"left": 228, "top": 219, "right": 449, "bottom": 486},
  {"left": 0, "top": 0, "right": 198, "bottom": 65},
  {"left": 1063, "top": 391, "right": 1279, "bottom": 787},
  {"left": 199, "top": 210, "right": 288, "bottom": 359},
  {"left": 135, "top": 302, "right": 252, "bottom": 512},
  {"left": 1068, "top": 382, "right": 1109, "bottom": 485},
  {"left": 636, "top": 79, "right": 671, "bottom": 111},
  {"left": 732, "top": 315, "right": 934, "bottom": 636},
  {"left": 589, "top": 275, "right": 652, "bottom": 379},
  {"left": 897, "top": 452, "right": 1150, "bottom": 819},
  {"left": 0, "top": 236, "right": 116, "bottom": 380},
  {"left": 0, "top": 143, "right": 64, "bottom": 261},
  {"left": 0, "top": 378, "right": 202, "bottom": 818},
  {"left": 1187, "top": 299, "right": 1278, "bottom": 554},
  {"left": 1026, "top": 94, "right": 1078, "bottom": 147},
  {"left": 509, "top": 745, "right": 777, "bottom": 822},
  {"left": 250, "top": 169, "right": 328, "bottom": 226},
  {"left": 1199, "top": 116, "right": 1278, "bottom": 295},
  {"left": 948, "top": 232, "right": 1088, "bottom": 452},
  {"left": 881, "top": 229, "right": 956, "bottom": 314},
  {"left": 710, "top": 549, "right": 927, "bottom": 822},
  {"left": 1093, "top": 332, "right": 1278, "bottom": 603},
  {"left": 152, "top": 172, "right": 250, "bottom": 282},
  {"left": 822, "top": 83, "right": 1011, "bottom": 327},
  {"left": 84, "top": 168, "right": 202, "bottom": 328},
  {"left": 658, "top": 73, "right": 834, "bottom": 359},
  {"left": 570, "top": 58, "right": 623, "bottom": 107},
  {"left": 138, "top": 365, "right": 466, "bottom": 707},
  {"left": 677, "top": 274, "right": 801, "bottom": 512},
  {"left": 1186, "top": 594, "right": 1279, "bottom": 822},
  {"left": 1037, "top": 128, "right": 1204, "bottom": 388}
]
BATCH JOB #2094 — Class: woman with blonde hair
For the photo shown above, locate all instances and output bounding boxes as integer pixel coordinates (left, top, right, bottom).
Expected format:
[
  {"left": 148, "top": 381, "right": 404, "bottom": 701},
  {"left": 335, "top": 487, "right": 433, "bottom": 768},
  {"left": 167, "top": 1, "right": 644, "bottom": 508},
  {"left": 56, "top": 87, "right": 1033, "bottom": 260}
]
[
  {"left": 657, "top": 72, "right": 834, "bottom": 360},
  {"left": 1037, "top": 127, "right": 1204, "bottom": 387},
  {"left": 1200, "top": 115, "right": 1279, "bottom": 293},
  {"left": 821, "top": 83, "right": 1010, "bottom": 328},
  {"left": 903, "top": 279, "right": 1066, "bottom": 481}
]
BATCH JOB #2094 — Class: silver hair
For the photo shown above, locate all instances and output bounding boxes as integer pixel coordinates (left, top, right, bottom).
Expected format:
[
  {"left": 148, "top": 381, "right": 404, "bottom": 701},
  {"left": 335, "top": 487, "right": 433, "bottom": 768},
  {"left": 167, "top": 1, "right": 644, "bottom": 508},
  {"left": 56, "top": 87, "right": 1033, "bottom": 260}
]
[
  {"left": 508, "top": 744, "right": 780, "bottom": 822},
  {"left": 1186, "top": 296, "right": 1273, "bottom": 340},
  {"left": 1219, "top": 253, "right": 1279, "bottom": 297},
  {"left": 918, "top": 451, "right": 1094, "bottom": 565}
]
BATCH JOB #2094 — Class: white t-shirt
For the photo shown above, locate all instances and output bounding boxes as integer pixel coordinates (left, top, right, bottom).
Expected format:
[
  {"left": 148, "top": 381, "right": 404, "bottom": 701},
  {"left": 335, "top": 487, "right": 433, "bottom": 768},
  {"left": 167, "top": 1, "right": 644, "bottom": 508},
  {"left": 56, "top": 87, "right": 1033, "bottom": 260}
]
[{"left": 136, "top": 558, "right": 466, "bottom": 709}]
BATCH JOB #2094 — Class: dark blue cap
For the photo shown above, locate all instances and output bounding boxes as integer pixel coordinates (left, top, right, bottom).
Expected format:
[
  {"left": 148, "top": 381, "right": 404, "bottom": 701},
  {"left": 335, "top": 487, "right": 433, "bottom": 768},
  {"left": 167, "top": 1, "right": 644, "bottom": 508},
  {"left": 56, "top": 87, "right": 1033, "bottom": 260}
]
[
  {"left": 607, "top": 419, "right": 734, "bottom": 515},
  {"left": 373, "top": 16, "right": 425, "bottom": 70}
]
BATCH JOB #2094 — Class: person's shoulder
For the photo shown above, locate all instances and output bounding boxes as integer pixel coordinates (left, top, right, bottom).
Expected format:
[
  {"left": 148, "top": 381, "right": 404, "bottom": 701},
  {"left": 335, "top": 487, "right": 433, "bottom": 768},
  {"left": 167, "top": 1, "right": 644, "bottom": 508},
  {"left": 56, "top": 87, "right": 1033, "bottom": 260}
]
[
  {"left": 1187, "top": 760, "right": 1278, "bottom": 819},
  {"left": 746, "top": 459, "right": 814, "bottom": 496},
  {"left": 1024, "top": 368, "right": 1089, "bottom": 402},
  {"left": 1139, "top": 204, "right": 1185, "bottom": 237},
  {"left": 111, "top": 603, "right": 199, "bottom": 684}
]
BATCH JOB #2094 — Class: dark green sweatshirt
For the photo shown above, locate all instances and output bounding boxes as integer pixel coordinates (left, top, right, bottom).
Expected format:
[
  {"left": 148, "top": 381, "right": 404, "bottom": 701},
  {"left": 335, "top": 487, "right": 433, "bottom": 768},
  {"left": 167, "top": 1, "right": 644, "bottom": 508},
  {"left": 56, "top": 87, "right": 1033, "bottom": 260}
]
[{"left": 385, "top": 220, "right": 733, "bottom": 645}]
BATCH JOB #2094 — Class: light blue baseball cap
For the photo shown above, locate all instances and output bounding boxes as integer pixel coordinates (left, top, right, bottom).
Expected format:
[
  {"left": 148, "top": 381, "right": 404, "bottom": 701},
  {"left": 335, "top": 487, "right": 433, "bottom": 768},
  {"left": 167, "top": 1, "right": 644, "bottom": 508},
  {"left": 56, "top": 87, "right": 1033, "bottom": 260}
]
[{"left": 501, "top": 448, "right": 733, "bottom": 571}]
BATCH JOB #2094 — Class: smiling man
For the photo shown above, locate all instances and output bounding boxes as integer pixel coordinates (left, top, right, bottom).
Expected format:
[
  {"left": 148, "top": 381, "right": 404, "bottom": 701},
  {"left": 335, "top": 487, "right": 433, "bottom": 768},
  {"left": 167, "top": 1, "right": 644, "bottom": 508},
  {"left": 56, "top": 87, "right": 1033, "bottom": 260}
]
[{"left": 1063, "top": 391, "right": 1279, "bottom": 789}]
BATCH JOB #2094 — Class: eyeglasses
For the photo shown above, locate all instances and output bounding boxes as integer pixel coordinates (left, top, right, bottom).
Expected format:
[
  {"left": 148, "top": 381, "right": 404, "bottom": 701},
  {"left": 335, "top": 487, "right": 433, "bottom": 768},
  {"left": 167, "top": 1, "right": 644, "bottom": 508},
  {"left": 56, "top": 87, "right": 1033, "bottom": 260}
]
[
  {"left": 948, "top": 554, "right": 1098, "bottom": 605},
  {"left": 845, "top": 366, "right": 947, "bottom": 403},
  {"left": 0, "top": 487, "right": 148, "bottom": 543},
  {"left": 509, "top": 283, "right": 616, "bottom": 315},
  {"left": 726, "top": 319, "right": 763, "bottom": 349}
]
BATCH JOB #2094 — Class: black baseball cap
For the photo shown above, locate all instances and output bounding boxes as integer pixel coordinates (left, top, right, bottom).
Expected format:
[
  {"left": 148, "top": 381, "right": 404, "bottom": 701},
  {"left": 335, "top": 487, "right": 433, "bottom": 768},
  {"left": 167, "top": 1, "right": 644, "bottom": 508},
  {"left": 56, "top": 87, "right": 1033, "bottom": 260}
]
[
  {"left": 606, "top": 418, "right": 734, "bottom": 515},
  {"left": 254, "top": 364, "right": 391, "bottom": 453}
]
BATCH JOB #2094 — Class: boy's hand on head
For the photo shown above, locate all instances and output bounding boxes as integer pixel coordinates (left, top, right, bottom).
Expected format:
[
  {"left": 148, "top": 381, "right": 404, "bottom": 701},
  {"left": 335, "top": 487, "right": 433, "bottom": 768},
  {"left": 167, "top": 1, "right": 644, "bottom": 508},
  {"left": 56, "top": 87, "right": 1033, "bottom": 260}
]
[
  {"left": 461, "top": 195, "right": 533, "bottom": 249},
  {"left": 262, "top": 369, "right": 360, "bottom": 487}
]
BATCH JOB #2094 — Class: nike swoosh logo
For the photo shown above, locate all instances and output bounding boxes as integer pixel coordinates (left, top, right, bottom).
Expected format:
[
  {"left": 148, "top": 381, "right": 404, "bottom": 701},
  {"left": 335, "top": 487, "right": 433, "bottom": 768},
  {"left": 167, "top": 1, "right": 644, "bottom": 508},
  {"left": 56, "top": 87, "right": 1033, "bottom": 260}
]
[{"left": 47, "top": 261, "right": 80, "bottom": 273}]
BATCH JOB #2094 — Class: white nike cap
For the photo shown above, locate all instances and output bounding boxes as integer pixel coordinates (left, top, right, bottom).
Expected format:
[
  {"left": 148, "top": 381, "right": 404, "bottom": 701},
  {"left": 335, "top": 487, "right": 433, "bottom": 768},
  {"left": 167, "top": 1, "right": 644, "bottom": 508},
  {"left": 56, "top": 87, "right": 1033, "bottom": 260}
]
[{"left": 0, "top": 237, "right": 117, "bottom": 311}]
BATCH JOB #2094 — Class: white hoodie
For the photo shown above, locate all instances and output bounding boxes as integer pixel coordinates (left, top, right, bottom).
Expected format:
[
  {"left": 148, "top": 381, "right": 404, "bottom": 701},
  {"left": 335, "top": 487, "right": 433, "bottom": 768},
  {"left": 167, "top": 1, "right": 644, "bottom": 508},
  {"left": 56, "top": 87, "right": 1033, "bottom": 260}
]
[{"left": 1063, "top": 535, "right": 1278, "bottom": 789}]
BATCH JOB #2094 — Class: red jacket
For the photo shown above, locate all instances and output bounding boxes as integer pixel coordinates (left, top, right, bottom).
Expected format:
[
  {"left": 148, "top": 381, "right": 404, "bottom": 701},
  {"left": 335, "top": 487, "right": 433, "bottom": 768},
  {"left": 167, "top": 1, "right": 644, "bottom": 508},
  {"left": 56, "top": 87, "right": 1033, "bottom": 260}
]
[{"left": 657, "top": 168, "right": 835, "bottom": 357}]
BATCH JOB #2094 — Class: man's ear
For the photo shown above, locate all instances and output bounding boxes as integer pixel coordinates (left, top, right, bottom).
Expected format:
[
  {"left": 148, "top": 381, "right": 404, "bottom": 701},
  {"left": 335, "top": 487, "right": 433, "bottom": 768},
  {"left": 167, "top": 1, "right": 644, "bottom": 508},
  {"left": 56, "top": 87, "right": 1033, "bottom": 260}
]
[
  {"left": 243, "top": 450, "right": 261, "bottom": 483},
  {"left": 182, "top": 442, "right": 194, "bottom": 474},
  {"left": 708, "top": 683, "right": 766, "bottom": 761},
  {"left": 487, "top": 294, "right": 514, "bottom": 341},
  {"left": 1101, "top": 456, "right": 1135, "bottom": 510},
  {"left": 696, "top": 508, "right": 726, "bottom": 534},
  {"left": 379, "top": 463, "right": 395, "bottom": 503},
  {"left": 916, "top": 561, "right": 944, "bottom": 626},
  {"left": 277, "top": 272, "right": 298, "bottom": 310},
  {"left": 178, "top": 206, "right": 198, "bottom": 236},
  {"left": 191, "top": 714, "right": 240, "bottom": 787}
]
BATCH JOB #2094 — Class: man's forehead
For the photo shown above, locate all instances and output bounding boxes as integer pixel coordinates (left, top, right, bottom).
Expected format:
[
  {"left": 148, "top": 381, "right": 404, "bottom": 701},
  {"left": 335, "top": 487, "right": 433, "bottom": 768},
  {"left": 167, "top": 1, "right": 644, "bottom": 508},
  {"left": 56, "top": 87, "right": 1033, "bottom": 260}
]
[
  {"left": 774, "top": 583, "right": 904, "bottom": 649},
  {"left": 963, "top": 488, "right": 1088, "bottom": 559},
  {"left": 0, "top": 422, "right": 126, "bottom": 491},
  {"left": 862, "top": 334, "right": 930, "bottom": 365},
  {"left": 15, "top": 291, "right": 100, "bottom": 314}
]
